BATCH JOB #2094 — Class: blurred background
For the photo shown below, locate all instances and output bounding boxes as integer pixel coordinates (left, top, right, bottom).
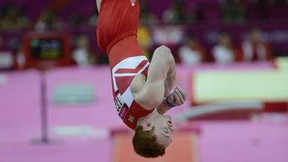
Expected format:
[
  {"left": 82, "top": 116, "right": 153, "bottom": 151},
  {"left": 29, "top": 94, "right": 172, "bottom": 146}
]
[{"left": 0, "top": 0, "right": 288, "bottom": 162}]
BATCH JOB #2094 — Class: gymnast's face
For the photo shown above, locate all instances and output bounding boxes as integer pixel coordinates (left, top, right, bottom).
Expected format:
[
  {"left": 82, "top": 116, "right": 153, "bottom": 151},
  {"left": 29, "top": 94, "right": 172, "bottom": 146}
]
[{"left": 147, "top": 115, "right": 174, "bottom": 147}]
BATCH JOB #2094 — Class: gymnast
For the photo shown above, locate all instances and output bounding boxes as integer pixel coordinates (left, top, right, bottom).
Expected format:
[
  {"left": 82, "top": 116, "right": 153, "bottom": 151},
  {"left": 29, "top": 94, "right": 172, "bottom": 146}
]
[{"left": 96, "top": 0, "right": 187, "bottom": 158}]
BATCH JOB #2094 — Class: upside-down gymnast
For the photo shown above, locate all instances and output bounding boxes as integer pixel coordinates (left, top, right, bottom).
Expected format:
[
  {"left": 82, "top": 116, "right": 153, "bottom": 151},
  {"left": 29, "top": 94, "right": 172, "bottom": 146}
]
[{"left": 96, "top": 0, "right": 187, "bottom": 158}]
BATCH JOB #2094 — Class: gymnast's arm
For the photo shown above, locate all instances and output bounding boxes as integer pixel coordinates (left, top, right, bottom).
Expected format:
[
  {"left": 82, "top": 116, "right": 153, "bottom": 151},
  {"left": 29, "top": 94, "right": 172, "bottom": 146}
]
[
  {"left": 156, "top": 87, "right": 187, "bottom": 115},
  {"left": 134, "top": 46, "right": 176, "bottom": 109}
]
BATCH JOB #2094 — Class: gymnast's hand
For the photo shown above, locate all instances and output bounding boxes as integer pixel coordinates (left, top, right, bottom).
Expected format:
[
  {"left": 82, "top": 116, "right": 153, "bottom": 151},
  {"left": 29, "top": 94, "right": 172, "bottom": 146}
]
[{"left": 166, "top": 87, "right": 187, "bottom": 107}]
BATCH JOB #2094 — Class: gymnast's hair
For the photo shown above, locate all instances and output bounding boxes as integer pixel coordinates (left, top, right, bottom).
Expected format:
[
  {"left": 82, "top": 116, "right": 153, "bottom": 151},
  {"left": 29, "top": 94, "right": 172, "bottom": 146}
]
[{"left": 132, "top": 125, "right": 165, "bottom": 158}]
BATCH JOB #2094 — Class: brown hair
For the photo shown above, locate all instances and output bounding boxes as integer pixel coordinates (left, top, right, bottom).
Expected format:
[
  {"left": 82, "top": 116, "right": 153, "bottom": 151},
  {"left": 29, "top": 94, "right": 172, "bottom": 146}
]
[{"left": 132, "top": 125, "right": 166, "bottom": 158}]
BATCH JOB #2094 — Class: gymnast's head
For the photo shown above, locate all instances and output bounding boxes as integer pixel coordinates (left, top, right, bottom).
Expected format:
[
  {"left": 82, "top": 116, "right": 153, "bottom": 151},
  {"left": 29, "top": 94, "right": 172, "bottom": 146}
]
[{"left": 133, "top": 113, "right": 174, "bottom": 158}]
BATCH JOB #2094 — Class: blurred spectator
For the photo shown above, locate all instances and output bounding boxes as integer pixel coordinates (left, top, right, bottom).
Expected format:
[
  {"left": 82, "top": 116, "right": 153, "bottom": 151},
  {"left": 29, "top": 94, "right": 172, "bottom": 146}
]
[
  {"left": 70, "top": 14, "right": 85, "bottom": 28},
  {"left": 34, "top": 9, "right": 64, "bottom": 31},
  {"left": 212, "top": 32, "right": 239, "bottom": 64},
  {"left": 241, "top": 28, "right": 273, "bottom": 62},
  {"left": 139, "top": 0, "right": 158, "bottom": 24},
  {"left": 89, "top": 7, "right": 99, "bottom": 27},
  {"left": 151, "top": 25, "right": 184, "bottom": 63},
  {"left": 7, "top": 36, "right": 21, "bottom": 53},
  {"left": 72, "top": 35, "right": 97, "bottom": 66},
  {"left": 152, "top": 26, "right": 184, "bottom": 45},
  {"left": 220, "top": 0, "right": 246, "bottom": 24},
  {"left": 137, "top": 24, "right": 152, "bottom": 60},
  {"left": 0, "top": 35, "right": 14, "bottom": 70},
  {"left": 178, "top": 36, "right": 206, "bottom": 66},
  {"left": 14, "top": 44, "right": 26, "bottom": 70},
  {"left": 162, "top": 0, "right": 188, "bottom": 23},
  {"left": 0, "top": 5, "right": 29, "bottom": 30}
]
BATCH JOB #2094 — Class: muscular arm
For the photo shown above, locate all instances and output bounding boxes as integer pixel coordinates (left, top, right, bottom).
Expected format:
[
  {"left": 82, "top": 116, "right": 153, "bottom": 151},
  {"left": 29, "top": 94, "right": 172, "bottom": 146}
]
[
  {"left": 164, "top": 65, "right": 176, "bottom": 97},
  {"left": 156, "top": 99, "right": 171, "bottom": 115},
  {"left": 135, "top": 46, "right": 176, "bottom": 109},
  {"left": 157, "top": 87, "right": 187, "bottom": 115}
]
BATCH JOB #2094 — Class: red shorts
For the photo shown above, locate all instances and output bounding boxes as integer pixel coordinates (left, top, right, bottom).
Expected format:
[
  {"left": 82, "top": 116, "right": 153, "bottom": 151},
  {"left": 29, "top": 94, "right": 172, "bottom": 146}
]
[{"left": 96, "top": 0, "right": 140, "bottom": 53}]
